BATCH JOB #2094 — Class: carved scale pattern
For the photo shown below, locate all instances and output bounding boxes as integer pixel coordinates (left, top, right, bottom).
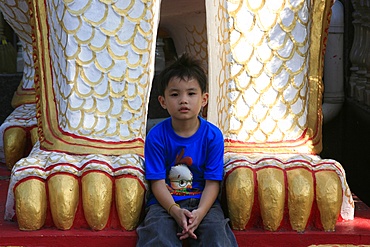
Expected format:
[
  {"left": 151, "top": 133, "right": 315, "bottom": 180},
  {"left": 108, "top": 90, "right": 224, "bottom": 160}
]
[
  {"left": 45, "top": 0, "right": 156, "bottom": 142},
  {"left": 218, "top": 0, "right": 310, "bottom": 143}
]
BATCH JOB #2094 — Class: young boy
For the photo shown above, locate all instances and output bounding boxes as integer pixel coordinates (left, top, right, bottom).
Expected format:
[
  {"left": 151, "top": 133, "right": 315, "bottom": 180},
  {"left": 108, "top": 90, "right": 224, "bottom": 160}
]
[{"left": 136, "top": 54, "right": 238, "bottom": 246}]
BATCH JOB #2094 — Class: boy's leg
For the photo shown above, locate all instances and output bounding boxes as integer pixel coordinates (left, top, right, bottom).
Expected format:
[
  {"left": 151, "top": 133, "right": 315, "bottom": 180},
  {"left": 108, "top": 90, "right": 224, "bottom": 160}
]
[
  {"left": 136, "top": 203, "right": 182, "bottom": 247},
  {"left": 188, "top": 202, "right": 238, "bottom": 247}
]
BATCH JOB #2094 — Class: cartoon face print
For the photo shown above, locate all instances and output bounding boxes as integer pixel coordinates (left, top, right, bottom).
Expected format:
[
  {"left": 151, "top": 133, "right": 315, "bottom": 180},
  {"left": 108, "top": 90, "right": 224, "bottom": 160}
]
[
  {"left": 167, "top": 148, "right": 193, "bottom": 192},
  {"left": 168, "top": 164, "right": 193, "bottom": 190}
]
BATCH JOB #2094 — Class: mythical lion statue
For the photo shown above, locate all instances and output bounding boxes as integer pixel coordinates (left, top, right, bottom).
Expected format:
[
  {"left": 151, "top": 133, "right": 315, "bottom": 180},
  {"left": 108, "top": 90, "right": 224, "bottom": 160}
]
[{"left": 0, "top": 0, "right": 353, "bottom": 232}]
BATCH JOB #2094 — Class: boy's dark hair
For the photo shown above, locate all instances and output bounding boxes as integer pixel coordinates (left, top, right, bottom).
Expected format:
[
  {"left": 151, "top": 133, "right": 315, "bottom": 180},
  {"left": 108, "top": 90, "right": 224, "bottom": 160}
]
[{"left": 156, "top": 53, "right": 207, "bottom": 96}]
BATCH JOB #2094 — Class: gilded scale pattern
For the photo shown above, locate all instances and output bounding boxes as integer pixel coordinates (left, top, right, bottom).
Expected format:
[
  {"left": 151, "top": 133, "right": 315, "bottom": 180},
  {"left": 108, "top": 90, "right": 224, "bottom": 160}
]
[
  {"left": 42, "top": 0, "right": 157, "bottom": 148},
  {"left": 160, "top": 0, "right": 208, "bottom": 69},
  {"left": 217, "top": 0, "right": 310, "bottom": 143},
  {"left": 207, "top": 0, "right": 327, "bottom": 154},
  {"left": 184, "top": 24, "right": 208, "bottom": 68}
]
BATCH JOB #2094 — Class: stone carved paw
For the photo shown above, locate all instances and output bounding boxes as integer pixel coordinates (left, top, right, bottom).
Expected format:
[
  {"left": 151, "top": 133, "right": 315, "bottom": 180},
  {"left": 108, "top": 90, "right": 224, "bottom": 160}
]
[
  {"left": 6, "top": 142, "right": 146, "bottom": 231},
  {"left": 224, "top": 154, "right": 354, "bottom": 232},
  {"left": 0, "top": 104, "right": 37, "bottom": 170},
  {"left": 1, "top": 0, "right": 159, "bottom": 231}
]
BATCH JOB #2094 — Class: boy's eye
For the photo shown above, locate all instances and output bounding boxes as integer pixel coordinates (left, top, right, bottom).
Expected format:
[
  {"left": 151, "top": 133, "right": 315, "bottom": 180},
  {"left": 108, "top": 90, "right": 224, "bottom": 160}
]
[{"left": 170, "top": 93, "right": 178, "bottom": 97}]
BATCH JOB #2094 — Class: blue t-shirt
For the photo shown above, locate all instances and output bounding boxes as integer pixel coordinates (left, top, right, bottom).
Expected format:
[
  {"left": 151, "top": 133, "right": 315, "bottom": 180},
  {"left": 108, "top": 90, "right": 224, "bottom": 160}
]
[{"left": 144, "top": 116, "right": 224, "bottom": 206}]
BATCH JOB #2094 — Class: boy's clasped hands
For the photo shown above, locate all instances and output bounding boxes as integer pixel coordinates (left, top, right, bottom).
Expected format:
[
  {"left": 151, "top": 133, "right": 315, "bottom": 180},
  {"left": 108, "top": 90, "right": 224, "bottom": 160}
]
[{"left": 170, "top": 206, "right": 206, "bottom": 240}]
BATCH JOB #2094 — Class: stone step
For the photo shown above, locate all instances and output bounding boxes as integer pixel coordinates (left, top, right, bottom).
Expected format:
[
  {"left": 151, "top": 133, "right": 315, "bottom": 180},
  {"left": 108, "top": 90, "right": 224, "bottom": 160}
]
[{"left": 1, "top": 165, "right": 370, "bottom": 247}]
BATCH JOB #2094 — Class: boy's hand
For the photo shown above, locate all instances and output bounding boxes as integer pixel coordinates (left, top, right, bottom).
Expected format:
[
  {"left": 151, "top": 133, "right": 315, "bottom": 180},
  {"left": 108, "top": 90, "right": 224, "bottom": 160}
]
[
  {"left": 177, "top": 180, "right": 220, "bottom": 239},
  {"left": 177, "top": 212, "right": 197, "bottom": 240},
  {"left": 175, "top": 207, "right": 206, "bottom": 240},
  {"left": 180, "top": 208, "right": 206, "bottom": 240},
  {"left": 170, "top": 206, "right": 196, "bottom": 239}
]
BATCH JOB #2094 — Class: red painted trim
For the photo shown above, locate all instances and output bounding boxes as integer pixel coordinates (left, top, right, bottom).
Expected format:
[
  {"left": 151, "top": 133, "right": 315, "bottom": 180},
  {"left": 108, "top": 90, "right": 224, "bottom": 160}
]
[
  {"left": 14, "top": 161, "right": 145, "bottom": 177},
  {"left": 1, "top": 166, "right": 369, "bottom": 245}
]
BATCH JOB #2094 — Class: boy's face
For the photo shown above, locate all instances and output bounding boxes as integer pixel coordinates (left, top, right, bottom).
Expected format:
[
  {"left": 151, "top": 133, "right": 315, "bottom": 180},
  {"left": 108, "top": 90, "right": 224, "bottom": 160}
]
[{"left": 158, "top": 76, "right": 208, "bottom": 121}]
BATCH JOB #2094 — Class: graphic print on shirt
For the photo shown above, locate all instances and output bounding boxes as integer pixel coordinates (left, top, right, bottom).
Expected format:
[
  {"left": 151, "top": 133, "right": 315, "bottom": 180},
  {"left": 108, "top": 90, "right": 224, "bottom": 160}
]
[{"left": 167, "top": 148, "right": 201, "bottom": 196}]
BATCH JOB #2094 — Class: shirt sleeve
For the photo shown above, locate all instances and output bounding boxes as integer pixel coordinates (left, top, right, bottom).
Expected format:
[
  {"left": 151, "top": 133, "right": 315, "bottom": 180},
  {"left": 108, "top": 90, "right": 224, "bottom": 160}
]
[
  {"left": 144, "top": 126, "right": 167, "bottom": 180},
  {"left": 204, "top": 125, "right": 224, "bottom": 181}
]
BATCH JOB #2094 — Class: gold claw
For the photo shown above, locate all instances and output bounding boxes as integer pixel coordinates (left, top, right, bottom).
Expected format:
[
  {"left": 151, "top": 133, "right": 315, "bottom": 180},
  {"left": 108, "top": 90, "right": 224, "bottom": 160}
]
[
  {"left": 15, "top": 179, "right": 47, "bottom": 231},
  {"left": 115, "top": 177, "right": 145, "bottom": 230},
  {"left": 82, "top": 172, "right": 113, "bottom": 230},
  {"left": 4, "top": 127, "right": 27, "bottom": 170},
  {"left": 287, "top": 168, "right": 314, "bottom": 232},
  {"left": 48, "top": 174, "right": 79, "bottom": 230},
  {"left": 257, "top": 168, "right": 285, "bottom": 231},
  {"left": 315, "top": 171, "right": 342, "bottom": 231},
  {"left": 226, "top": 167, "right": 254, "bottom": 230}
]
